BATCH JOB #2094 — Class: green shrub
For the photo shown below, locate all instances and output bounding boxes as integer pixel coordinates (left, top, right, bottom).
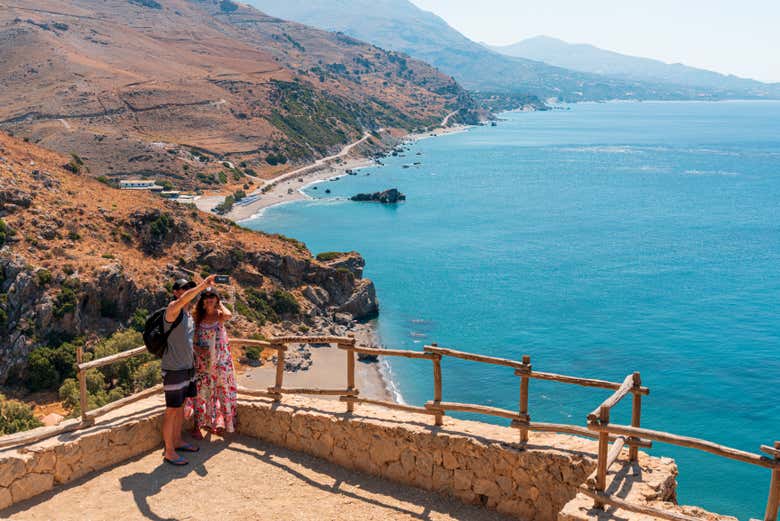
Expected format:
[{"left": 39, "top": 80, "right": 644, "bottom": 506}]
[
  {"left": 270, "top": 289, "right": 300, "bottom": 316},
  {"left": 131, "top": 361, "right": 162, "bottom": 391},
  {"left": 156, "top": 179, "right": 174, "bottom": 191},
  {"left": 63, "top": 152, "right": 85, "bottom": 174},
  {"left": 316, "top": 251, "right": 343, "bottom": 262},
  {"left": 130, "top": 308, "right": 149, "bottom": 332},
  {"left": 58, "top": 330, "right": 160, "bottom": 415},
  {"left": 233, "top": 189, "right": 246, "bottom": 201},
  {"left": 244, "top": 345, "right": 262, "bottom": 361},
  {"left": 196, "top": 172, "right": 216, "bottom": 185},
  {"left": 26, "top": 339, "right": 80, "bottom": 392},
  {"left": 0, "top": 395, "right": 43, "bottom": 435},
  {"left": 67, "top": 230, "right": 81, "bottom": 241},
  {"left": 53, "top": 280, "right": 80, "bottom": 318},
  {"left": 36, "top": 269, "right": 52, "bottom": 286},
  {"left": 214, "top": 195, "right": 235, "bottom": 215},
  {"left": 265, "top": 153, "right": 287, "bottom": 166},
  {"left": 219, "top": 0, "right": 238, "bottom": 13},
  {"left": 149, "top": 213, "right": 174, "bottom": 243},
  {"left": 27, "top": 348, "right": 60, "bottom": 391},
  {"left": 0, "top": 219, "right": 12, "bottom": 247},
  {"left": 218, "top": 171, "right": 228, "bottom": 184}
]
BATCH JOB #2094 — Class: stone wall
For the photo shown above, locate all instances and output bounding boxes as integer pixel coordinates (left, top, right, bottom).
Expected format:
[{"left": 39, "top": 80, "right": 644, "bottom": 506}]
[
  {"left": 0, "top": 402, "right": 164, "bottom": 510},
  {"left": 235, "top": 396, "right": 674, "bottom": 521},
  {"left": 0, "top": 394, "right": 734, "bottom": 521}
]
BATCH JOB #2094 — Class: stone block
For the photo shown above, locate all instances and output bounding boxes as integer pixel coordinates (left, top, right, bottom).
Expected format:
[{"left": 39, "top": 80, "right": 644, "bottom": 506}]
[
  {"left": 0, "top": 487, "right": 11, "bottom": 510},
  {"left": 442, "top": 450, "right": 459, "bottom": 470},
  {"left": 0, "top": 455, "right": 29, "bottom": 487},
  {"left": 27, "top": 450, "right": 56, "bottom": 474},
  {"left": 473, "top": 477, "right": 500, "bottom": 498},
  {"left": 9, "top": 472, "right": 54, "bottom": 503}
]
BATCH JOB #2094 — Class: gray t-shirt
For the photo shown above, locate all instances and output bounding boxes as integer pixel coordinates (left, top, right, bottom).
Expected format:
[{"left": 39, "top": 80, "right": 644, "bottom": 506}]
[{"left": 161, "top": 310, "right": 194, "bottom": 371}]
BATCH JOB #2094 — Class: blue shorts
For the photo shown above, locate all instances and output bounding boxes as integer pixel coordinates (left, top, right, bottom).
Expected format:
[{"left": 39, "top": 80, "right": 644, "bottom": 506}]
[{"left": 162, "top": 368, "right": 196, "bottom": 408}]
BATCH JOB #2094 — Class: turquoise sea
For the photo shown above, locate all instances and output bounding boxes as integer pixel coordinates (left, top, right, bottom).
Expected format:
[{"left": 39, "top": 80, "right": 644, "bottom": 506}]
[{"left": 245, "top": 101, "right": 780, "bottom": 519}]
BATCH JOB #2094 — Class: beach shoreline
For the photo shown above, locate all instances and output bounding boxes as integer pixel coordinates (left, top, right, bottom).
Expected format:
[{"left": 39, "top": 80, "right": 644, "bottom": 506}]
[
  {"left": 236, "top": 321, "right": 401, "bottom": 403},
  {"left": 227, "top": 123, "right": 471, "bottom": 403},
  {"left": 211, "top": 123, "right": 470, "bottom": 223}
]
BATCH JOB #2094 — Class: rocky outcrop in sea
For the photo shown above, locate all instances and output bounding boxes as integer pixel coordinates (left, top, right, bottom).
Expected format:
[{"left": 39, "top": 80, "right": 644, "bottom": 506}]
[{"left": 350, "top": 188, "right": 406, "bottom": 204}]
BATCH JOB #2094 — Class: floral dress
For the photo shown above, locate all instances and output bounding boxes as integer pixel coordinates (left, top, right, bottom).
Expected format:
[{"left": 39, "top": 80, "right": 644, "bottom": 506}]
[{"left": 186, "top": 320, "right": 238, "bottom": 432}]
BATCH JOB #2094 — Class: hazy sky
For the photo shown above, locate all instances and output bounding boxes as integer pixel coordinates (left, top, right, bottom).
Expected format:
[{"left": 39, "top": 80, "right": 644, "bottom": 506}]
[{"left": 410, "top": 0, "right": 780, "bottom": 83}]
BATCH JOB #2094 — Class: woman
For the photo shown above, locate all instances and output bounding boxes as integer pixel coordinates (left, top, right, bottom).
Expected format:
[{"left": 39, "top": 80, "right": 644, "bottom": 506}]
[{"left": 187, "top": 287, "right": 237, "bottom": 438}]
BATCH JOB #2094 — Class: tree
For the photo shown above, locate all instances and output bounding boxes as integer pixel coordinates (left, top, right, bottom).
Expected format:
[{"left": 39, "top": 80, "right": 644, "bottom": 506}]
[{"left": 0, "top": 395, "right": 42, "bottom": 435}]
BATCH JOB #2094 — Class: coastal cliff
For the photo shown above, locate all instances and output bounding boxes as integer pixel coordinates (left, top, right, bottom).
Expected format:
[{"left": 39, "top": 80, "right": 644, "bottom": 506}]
[{"left": 0, "top": 133, "right": 377, "bottom": 385}]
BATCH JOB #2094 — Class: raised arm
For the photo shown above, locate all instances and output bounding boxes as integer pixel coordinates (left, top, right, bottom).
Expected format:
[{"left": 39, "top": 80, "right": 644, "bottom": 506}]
[
  {"left": 218, "top": 300, "right": 233, "bottom": 323},
  {"left": 165, "top": 275, "right": 217, "bottom": 323}
]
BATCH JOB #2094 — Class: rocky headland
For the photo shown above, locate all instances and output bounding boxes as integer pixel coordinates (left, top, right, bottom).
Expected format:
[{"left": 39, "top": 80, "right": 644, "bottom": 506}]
[{"left": 0, "top": 133, "right": 378, "bottom": 386}]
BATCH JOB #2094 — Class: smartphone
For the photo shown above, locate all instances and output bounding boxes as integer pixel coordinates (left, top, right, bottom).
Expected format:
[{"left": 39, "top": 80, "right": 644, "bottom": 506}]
[{"left": 214, "top": 275, "right": 230, "bottom": 284}]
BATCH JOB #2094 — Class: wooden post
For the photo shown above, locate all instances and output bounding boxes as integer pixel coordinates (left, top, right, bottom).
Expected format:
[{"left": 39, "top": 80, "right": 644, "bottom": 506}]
[
  {"left": 432, "top": 343, "right": 443, "bottom": 426},
  {"left": 629, "top": 371, "right": 642, "bottom": 461},
  {"left": 519, "top": 355, "right": 531, "bottom": 445},
  {"left": 76, "top": 346, "right": 88, "bottom": 423},
  {"left": 272, "top": 343, "right": 285, "bottom": 402},
  {"left": 765, "top": 441, "right": 780, "bottom": 521},
  {"left": 595, "top": 405, "right": 611, "bottom": 509},
  {"left": 345, "top": 336, "right": 356, "bottom": 413}
]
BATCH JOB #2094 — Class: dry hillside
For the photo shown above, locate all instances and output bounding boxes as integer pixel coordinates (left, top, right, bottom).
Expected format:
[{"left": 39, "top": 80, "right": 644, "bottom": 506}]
[
  {"left": 0, "top": 0, "right": 474, "bottom": 188},
  {"left": 0, "top": 131, "right": 377, "bottom": 384}
]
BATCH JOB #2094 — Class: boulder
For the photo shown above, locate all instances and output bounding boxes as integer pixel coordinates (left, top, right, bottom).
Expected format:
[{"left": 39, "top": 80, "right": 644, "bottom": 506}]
[{"left": 350, "top": 188, "right": 406, "bottom": 204}]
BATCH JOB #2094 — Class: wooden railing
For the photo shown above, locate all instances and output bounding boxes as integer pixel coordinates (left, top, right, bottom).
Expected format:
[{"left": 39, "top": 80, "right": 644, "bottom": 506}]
[{"left": 1, "top": 335, "right": 777, "bottom": 521}]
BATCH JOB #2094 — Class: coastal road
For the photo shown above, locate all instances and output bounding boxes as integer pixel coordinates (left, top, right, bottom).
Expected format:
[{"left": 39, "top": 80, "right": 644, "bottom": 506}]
[
  {"left": 195, "top": 130, "right": 377, "bottom": 215},
  {"left": 440, "top": 110, "right": 459, "bottom": 127},
  {"left": 257, "top": 130, "right": 377, "bottom": 192}
]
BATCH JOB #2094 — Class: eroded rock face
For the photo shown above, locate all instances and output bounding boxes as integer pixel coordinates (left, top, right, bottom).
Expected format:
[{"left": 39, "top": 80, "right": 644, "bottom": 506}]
[{"left": 337, "top": 279, "right": 378, "bottom": 319}]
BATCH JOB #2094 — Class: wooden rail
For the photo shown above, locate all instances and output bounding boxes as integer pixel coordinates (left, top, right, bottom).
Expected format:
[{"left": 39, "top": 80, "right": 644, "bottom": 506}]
[
  {"left": 2, "top": 335, "right": 776, "bottom": 521},
  {"left": 589, "top": 423, "right": 780, "bottom": 470}
]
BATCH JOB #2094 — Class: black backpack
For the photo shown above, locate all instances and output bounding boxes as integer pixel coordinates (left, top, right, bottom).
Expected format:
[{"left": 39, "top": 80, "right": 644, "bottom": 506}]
[{"left": 142, "top": 308, "right": 183, "bottom": 358}]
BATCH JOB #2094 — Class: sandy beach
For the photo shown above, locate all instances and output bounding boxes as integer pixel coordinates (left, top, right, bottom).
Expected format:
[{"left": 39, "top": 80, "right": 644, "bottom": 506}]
[
  {"left": 236, "top": 322, "right": 398, "bottom": 402},
  {"left": 232, "top": 155, "right": 375, "bottom": 222}
]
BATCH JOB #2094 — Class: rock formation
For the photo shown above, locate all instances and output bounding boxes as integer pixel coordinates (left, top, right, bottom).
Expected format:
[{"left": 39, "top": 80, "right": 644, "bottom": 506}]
[{"left": 350, "top": 188, "right": 406, "bottom": 204}]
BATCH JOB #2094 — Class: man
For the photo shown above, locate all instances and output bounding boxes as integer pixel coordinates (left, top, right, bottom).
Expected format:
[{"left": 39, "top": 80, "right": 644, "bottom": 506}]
[{"left": 161, "top": 274, "right": 217, "bottom": 465}]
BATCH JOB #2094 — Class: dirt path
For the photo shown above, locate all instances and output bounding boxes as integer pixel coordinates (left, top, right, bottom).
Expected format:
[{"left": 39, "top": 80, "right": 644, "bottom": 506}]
[
  {"left": 440, "top": 110, "right": 459, "bottom": 127},
  {"left": 260, "top": 130, "right": 375, "bottom": 188},
  {"left": 4, "top": 434, "right": 511, "bottom": 521}
]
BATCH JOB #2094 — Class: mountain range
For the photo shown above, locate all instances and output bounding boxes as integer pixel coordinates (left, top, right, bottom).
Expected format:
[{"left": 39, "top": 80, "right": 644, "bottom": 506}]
[
  {"left": 247, "top": 0, "right": 780, "bottom": 102},
  {"left": 489, "top": 36, "right": 780, "bottom": 99},
  {"left": 0, "top": 0, "right": 475, "bottom": 185}
]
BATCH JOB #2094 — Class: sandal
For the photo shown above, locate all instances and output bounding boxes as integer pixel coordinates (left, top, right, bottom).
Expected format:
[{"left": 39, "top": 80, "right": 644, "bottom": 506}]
[
  {"left": 177, "top": 443, "right": 200, "bottom": 453},
  {"left": 163, "top": 455, "right": 188, "bottom": 466}
]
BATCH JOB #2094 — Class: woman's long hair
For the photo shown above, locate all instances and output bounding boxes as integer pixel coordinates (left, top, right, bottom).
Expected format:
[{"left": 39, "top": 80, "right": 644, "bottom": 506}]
[{"left": 193, "top": 291, "right": 220, "bottom": 327}]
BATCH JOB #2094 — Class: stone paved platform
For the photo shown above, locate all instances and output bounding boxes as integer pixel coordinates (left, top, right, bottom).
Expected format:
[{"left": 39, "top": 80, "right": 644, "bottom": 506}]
[{"left": 2, "top": 433, "right": 513, "bottom": 521}]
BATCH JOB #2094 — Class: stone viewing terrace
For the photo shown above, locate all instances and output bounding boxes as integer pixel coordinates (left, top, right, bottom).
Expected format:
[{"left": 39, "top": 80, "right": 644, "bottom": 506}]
[{"left": 0, "top": 336, "right": 777, "bottom": 521}]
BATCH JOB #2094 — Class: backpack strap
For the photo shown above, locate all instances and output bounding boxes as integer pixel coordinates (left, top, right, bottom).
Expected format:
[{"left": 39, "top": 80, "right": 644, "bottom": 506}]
[{"left": 163, "top": 309, "right": 184, "bottom": 343}]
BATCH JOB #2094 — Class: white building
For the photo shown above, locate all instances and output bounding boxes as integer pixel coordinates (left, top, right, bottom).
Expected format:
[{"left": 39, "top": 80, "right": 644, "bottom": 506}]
[{"left": 119, "top": 180, "right": 161, "bottom": 190}]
